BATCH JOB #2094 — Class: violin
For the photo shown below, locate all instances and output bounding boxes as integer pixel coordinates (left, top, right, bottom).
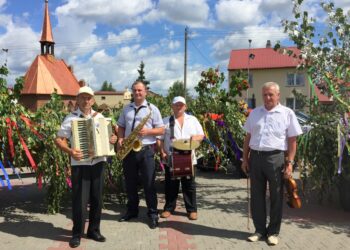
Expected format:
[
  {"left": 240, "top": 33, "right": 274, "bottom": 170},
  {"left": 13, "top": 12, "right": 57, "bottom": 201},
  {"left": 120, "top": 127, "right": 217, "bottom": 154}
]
[{"left": 285, "top": 177, "right": 302, "bottom": 209}]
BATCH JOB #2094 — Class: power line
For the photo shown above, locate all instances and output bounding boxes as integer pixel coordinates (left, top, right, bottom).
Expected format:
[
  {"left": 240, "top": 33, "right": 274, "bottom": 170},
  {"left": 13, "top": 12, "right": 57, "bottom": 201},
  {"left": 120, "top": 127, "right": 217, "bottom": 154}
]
[
  {"left": 189, "top": 40, "right": 213, "bottom": 66},
  {"left": 0, "top": 27, "right": 290, "bottom": 54}
]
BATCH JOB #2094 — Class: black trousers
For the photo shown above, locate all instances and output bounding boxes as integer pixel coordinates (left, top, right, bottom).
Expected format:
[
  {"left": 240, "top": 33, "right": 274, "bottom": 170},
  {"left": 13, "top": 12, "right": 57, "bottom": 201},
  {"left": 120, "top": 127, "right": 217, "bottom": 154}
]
[
  {"left": 122, "top": 146, "right": 158, "bottom": 219},
  {"left": 249, "top": 150, "right": 285, "bottom": 236},
  {"left": 71, "top": 161, "right": 105, "bottom": 237},
  {"left": 163, "top": 164, "right": 197, "bottom": 213}
]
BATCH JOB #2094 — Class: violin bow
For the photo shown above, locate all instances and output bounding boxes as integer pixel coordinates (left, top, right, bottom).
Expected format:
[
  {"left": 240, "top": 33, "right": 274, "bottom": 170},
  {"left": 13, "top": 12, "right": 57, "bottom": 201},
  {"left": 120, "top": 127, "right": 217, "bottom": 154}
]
[{"left": 247, "top": 176, "right": 251, "bottom": 230}]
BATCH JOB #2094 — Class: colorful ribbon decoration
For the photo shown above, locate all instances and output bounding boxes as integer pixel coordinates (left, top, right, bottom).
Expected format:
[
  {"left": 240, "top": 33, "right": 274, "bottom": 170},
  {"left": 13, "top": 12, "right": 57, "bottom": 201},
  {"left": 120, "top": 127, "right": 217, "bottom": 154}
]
[
  {"left": 10, "top": 119, "right": 42, "bottom": 189},
  {"left": 20, "top": 115, "right": 44, "bottom": 140},
  {"left": 0, "top": 175, "right": 5, "bottom": 188},
  {"left": 1, "top": 143, "right": 23, "bottom": 183},
  {"left": 0, "top": 160, "right": 12, "bottom": 190},
  {"left": 5, "top": 118, "right": 15, "bottom": 160}
]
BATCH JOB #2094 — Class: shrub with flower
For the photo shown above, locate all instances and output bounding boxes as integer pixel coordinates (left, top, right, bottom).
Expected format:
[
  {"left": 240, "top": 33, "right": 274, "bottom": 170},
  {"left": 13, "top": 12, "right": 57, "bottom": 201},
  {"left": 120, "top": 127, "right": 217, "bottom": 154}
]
[{"left": 190, "top": 68, "right": 247, "bottom": 175}]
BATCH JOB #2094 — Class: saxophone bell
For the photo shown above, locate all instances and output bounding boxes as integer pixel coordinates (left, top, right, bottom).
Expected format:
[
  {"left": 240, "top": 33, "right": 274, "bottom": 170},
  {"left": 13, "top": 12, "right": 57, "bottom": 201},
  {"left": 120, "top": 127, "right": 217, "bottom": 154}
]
[{"left": 132, "top": 139, "right": 143, "bottom": 152}]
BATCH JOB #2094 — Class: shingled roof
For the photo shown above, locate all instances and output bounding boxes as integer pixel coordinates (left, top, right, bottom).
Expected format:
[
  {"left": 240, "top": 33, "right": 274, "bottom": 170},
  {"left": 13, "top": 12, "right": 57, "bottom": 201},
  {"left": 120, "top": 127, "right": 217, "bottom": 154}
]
[
  {"left": 21, "top": 0, "right": 80, "bottom": 97},
  {"left": 228, "top": 47, "right": 301, "bottom": 70},
  {"left": 22, "top": 55, "right": 80, "bottom": 96}
]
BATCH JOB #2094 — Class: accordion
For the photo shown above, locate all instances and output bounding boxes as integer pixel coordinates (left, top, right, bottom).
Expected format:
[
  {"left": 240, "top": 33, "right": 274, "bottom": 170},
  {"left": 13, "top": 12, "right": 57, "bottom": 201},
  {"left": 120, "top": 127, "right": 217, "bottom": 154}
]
[{"left": 71, "top": 117, "right": 115, "bottom": 161}]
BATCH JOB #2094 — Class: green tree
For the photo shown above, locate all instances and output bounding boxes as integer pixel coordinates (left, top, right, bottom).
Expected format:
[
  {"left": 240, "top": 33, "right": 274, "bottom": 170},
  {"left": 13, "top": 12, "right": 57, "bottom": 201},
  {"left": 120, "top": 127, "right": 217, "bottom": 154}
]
[
  {"left": 101, "top": 81, "right": 108, "bottom": 91},
  {"left": 108, "top": 82, "right": 116, "bottom": 91},
  {"left": 100, "top": 81, "right": 115, "bottom": 91},
  {"left": 166, "top": 80, "right": 189, "bottom": 103},
  {"left": 136, "top": 61, "right": 150, "bottom": 88},
  {"left": 278, "top": 0, "right": 350, "bottom": 203}
]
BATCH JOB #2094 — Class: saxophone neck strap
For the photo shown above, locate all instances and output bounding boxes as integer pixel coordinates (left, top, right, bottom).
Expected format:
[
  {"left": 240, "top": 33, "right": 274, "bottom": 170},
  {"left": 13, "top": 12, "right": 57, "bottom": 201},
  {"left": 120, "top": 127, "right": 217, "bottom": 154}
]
[
  {"left": 131, "top": 103, "right": 148, "bottom": 131},
  {"left": 169, "top": 115, "right": 175, "bottom": 140}
]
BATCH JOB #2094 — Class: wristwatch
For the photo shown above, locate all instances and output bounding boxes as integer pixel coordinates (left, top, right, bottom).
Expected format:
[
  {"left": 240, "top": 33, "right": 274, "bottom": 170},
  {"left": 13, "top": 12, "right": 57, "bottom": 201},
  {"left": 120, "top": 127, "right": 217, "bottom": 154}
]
[{"left": 286, "top": 160, "right": 295, "bottom": 165}]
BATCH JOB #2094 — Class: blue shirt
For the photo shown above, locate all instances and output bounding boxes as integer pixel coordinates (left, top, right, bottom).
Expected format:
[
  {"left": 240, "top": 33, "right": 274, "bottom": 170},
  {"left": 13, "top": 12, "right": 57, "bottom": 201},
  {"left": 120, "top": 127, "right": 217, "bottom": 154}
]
[{"left": 117, "top": 100, "right": 164, "bottom": 145}]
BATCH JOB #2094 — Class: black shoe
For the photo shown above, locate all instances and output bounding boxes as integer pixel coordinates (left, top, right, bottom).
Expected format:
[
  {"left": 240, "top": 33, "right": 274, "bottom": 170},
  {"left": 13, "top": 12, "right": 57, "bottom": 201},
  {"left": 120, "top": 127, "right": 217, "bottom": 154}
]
[
  {"left": 119, "top": 212, "right": 138, "bottom": 222},
  {"left": 69, "top": 236, "right": 81, "bottom": 248},
  {"left": 87, "top": 231, "right": 106, "bottom": 242},
  {"left": 148, "top": 218, "right": 159, "bottom": 229}
]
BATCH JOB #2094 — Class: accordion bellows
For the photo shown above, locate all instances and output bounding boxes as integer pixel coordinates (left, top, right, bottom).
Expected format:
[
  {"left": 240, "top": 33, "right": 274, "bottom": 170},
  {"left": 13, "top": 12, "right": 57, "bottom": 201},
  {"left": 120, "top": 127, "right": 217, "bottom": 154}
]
[{"left": 71, "top": 117, "right": 115, "bottom": 161}]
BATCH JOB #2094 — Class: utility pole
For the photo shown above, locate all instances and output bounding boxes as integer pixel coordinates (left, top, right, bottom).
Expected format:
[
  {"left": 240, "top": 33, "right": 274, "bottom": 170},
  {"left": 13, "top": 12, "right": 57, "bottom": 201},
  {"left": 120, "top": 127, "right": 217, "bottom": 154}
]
[
  {"left": 184, "top": 26, "right": 188, "bottom": 97},
  {"left": 247, "top": 39, "right": 252, "bottom": 106}
]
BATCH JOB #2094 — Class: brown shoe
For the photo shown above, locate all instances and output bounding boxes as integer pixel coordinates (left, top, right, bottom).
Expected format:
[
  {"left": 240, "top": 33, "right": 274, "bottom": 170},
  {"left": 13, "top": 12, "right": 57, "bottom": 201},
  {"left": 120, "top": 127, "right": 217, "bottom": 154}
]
[
  {"left": 160, "top": 211, "right": 171, "bottom": 218},
  {"left": 188, "top": 212, "right": 197, "bottom": 220}
]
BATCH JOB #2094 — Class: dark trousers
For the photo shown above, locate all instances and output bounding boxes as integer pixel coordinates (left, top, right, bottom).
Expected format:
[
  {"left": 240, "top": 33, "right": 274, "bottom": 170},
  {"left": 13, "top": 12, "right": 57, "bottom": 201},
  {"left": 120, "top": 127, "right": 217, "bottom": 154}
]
[
  {"left": 122, "top": 147, "right": 158, "bottom": 219},
  {"left": 71, "top": 161, "right": 105, "bottom": 237},
  {"left": 164, "top": 165, "right": 197, "bottom": 213},
  {"left": 250, "top": 150, "right": 284, "bottom": 236}
]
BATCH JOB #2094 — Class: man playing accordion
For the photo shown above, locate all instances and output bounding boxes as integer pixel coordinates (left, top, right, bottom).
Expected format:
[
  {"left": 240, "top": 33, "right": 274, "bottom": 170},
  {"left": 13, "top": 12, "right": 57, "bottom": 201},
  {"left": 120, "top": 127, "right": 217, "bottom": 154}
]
[
  {"left": 157, "top": 96, "right": 204, "bottom": 220},
  {"left": 55, "top": 86, "right": 115, "bottom": 248}
]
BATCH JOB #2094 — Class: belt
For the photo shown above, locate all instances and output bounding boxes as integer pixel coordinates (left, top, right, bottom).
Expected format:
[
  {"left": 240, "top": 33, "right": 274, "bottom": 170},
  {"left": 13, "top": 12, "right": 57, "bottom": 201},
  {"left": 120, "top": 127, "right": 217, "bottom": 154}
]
[
  {"left": 140, "top": 144, "right": 153, "bottom": 151},
  {"left": 250, "top": 149, "right": 284, "bottom": 155}
]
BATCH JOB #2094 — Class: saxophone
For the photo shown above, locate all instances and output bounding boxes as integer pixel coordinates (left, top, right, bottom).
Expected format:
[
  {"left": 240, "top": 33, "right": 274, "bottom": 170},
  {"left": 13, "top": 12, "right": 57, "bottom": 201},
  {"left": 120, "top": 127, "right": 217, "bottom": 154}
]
[{"left": 116, "top": 106, "right": 152, "bottom": 160}]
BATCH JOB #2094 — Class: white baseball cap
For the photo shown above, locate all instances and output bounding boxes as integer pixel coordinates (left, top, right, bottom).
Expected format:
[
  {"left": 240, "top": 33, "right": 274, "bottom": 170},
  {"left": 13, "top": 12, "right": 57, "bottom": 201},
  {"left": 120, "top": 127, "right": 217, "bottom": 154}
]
[
  {"left": 172, "top": 96, "right": 186, "bottom": 105},
  {"left": 78, "top": 86, "right": 94, "bottom": 96}
]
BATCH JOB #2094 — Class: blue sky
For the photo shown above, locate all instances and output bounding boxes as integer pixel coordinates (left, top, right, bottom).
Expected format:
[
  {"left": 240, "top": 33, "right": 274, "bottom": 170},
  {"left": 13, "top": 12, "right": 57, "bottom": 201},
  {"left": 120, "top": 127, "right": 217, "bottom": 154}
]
[{"left": 0, "top": 0, "right": 349, "bottom": 95}]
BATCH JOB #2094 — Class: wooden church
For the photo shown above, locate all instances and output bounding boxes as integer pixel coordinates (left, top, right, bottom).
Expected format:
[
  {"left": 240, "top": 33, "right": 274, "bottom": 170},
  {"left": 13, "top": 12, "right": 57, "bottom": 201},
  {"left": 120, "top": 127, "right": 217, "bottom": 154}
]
[{"left": 19, "top": 0, "right": 82, "bottom": 111}]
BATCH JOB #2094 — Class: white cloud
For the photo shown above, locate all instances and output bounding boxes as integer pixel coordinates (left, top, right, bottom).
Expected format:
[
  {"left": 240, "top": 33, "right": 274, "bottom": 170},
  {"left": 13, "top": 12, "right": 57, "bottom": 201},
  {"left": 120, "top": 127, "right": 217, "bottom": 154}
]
[
  {"left": 333, "top": 0, "right": 350, "bottom": 12},
  {"left": 56, "top": 0, "right": 154, "bottom": 26},
  {"left": 211, "top": 25, "right": 287, "bottom": 61},
  {"left": 215, "top": 0, "right": 263, "bottom": 27},
  {"left": 90, "top": 50, "right": 112, "bottom": 64},
  {"left": 158, "top": 0, "right": 210, "bottom": 28},
  {"left": 0, "top": 17, "right": 38, "bottom": 82},
  {"left": 107, "top": 28, "right": 141, "bottom": 44},
  {"left": 0, "top": 0, "right": 6, "bottom": 9}
]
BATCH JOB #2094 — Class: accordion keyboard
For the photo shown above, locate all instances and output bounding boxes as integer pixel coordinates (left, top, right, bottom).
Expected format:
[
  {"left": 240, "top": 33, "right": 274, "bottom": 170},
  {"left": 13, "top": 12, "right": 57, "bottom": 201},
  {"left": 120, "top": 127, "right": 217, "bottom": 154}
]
[
  {"left": 71, "top": 117, "right": 115, "bottom": 161},
  {"left": 72, "top": 118, "right": 94, "bottom": 160}
]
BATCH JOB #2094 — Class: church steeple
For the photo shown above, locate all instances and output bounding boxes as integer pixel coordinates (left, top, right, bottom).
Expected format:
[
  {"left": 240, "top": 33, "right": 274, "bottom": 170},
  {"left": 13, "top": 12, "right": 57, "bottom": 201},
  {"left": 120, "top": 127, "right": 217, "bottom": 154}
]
[{"left": 40, "top": 0, "right": 55, "bottom": 55}]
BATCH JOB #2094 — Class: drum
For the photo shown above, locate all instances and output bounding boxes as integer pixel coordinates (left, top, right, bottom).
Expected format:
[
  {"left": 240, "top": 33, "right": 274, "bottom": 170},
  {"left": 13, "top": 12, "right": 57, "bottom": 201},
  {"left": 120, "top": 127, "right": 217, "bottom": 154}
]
[{"left": 171, "top": 148, "right": 193, "bottom": 178}]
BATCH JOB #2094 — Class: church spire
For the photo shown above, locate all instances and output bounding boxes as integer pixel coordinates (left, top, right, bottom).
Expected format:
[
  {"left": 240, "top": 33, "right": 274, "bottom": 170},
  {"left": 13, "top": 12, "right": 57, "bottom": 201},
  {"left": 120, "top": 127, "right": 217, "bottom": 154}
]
[{"left": 40, "top": 0, "right": 55, "bottom": 55}]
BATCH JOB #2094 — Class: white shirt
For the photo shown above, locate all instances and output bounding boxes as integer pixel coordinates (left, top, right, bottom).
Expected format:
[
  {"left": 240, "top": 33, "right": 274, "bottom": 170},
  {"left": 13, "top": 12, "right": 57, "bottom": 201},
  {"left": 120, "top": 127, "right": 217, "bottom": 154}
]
[
  {"left": 57, "top": 108, "right": 107, "bottom": 166},
  {"left": 161, "top": 113, "right": 204, "bottom": 164},
  {"left": 243, "top": 104, "right": 302, "bottom": 151}
]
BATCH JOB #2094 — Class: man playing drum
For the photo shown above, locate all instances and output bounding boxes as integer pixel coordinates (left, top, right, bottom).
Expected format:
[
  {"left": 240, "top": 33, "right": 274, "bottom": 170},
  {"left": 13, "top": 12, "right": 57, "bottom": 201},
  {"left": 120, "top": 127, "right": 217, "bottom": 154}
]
[{"left": 157, "top": 96, "right": 204, "bottom": 220}]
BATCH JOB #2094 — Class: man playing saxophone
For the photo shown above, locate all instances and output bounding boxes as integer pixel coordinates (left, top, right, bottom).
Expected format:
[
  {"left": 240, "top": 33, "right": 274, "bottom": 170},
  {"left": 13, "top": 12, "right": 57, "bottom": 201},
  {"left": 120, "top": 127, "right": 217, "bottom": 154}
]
[{"left": 117, "top": 80, "right": 164, "bottom": 229}]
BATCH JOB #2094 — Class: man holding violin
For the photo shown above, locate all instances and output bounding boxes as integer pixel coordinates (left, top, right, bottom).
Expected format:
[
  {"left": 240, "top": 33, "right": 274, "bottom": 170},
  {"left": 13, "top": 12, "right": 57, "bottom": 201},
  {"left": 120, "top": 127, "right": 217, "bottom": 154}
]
[{"left": 241, "top": 82, "right": 302, "bottom": 246}]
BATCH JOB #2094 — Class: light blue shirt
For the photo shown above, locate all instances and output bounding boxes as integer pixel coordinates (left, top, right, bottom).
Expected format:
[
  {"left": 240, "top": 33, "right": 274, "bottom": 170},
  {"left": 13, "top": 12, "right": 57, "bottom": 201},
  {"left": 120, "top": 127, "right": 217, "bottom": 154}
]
[
  {"left": 243, "top": 104, "right": 302, "bottom": 151},
  {"left": 117, "top": 100, "right": 164, "bottom": 145}
]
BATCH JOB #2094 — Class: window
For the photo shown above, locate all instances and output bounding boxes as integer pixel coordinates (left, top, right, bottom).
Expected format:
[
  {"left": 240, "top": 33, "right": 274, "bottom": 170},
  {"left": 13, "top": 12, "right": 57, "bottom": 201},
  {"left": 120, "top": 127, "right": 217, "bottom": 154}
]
[
  {"left": 101, "top": 96, "right": 106, "bottom": 100},
  {"left": 286, "top": 98, "right": 303, "bottom": 110},
  {"left": 247, "top": 94, "right": 256, "bottom": 108},
  {"left": 286, "top": 73, "right": 304, "bottom": 86}
]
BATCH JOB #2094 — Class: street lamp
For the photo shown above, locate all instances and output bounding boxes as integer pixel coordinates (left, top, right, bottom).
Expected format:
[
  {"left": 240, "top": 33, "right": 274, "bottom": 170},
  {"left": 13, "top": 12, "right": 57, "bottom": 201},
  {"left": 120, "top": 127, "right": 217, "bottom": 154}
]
[{"left": 247, "top": 40, "right": 252, "bottom": 106}]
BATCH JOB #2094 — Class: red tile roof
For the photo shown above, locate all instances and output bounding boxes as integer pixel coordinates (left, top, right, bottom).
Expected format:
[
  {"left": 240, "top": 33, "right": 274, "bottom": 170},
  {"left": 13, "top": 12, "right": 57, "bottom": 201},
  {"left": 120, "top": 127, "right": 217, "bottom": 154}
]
[
  {"left": 228, "top": 47, "right": 301, "bottom": 70},
  {"left": 22, "top": 54, "right": 80, "bottom": 96}
]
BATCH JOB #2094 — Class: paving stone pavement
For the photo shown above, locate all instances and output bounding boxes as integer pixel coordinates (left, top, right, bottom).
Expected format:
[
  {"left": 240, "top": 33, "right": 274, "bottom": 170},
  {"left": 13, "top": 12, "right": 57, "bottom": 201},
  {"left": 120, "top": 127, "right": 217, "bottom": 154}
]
[{"left": 0, "top": 169, "right": 349, "bottom": 250}]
